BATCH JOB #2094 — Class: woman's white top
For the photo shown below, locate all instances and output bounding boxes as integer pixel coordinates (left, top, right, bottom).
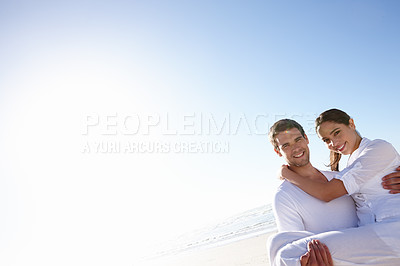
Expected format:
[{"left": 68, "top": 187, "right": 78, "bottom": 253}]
[{"left": 335, "top": 138, "right": 400, "bottom": 226}]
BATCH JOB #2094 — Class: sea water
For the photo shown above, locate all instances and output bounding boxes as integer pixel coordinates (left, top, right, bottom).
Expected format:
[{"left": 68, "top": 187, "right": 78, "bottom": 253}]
[{"left": 148, "top": 204, "right": 277, "bottom": 259}]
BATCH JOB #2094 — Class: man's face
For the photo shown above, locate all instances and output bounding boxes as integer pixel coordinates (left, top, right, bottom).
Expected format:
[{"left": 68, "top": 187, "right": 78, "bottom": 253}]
[{"left": 274, "top": 128, "right": 310, "bottom": 167}]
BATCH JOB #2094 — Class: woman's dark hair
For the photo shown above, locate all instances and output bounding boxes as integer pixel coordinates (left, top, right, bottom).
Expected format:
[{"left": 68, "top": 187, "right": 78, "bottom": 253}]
[{"left": 315, "top": 109, "right": 351, "bottom": 171}]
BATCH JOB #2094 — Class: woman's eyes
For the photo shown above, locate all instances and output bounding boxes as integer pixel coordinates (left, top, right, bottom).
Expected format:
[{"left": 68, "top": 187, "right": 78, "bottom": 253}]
[{"left": 323, "top": 130, "right": 341, "bottom": 143}]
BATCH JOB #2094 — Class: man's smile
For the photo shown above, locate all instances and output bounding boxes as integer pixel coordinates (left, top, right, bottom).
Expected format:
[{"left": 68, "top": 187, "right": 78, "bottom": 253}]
[{"left": 293, "top": 151, "right": 305, "bottom": 158}]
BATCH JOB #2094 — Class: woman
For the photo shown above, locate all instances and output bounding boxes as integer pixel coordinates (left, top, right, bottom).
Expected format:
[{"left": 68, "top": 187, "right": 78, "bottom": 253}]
[{"left": 276, "top": 109, "right": 400, "bottom": 265}]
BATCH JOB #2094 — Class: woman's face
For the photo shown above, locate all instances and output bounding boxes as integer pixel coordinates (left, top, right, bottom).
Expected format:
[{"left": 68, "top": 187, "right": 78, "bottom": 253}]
[{"left": 317, "top": 119, "right": 360, "bottom": 155}]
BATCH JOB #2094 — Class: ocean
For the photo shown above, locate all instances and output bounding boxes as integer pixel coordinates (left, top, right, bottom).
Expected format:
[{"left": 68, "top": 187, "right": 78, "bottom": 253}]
[{"left": 148, "top": 204, "right": 277, "bottom": 259}]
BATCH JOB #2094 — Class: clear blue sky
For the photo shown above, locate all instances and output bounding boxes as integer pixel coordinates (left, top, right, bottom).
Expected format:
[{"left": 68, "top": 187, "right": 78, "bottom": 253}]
[{"left": 1, "top": 1, "right": 399, "bottom": 264}]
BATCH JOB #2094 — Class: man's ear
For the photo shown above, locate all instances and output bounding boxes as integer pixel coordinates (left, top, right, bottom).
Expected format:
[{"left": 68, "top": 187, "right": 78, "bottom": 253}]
[
  {"left": 304, "top": 133, "right": 309, "bottom": 144},
  {"left": 274, "top": 148, "right": 282, "bottom": 157},
  {"left": 349, "top": 118, "right": 356, "bottom": 130}
]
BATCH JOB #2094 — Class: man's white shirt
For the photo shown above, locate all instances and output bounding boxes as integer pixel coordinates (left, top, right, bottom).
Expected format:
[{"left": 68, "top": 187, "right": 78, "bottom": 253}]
[{"left": 272, "top": 170, "right": 358, "bottom": 233}]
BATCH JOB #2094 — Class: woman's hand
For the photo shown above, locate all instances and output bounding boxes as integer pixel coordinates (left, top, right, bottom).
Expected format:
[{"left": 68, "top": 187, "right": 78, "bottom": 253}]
[
  {"left": 278, "top": 165, "right": 287, "bottom": 180},
  {"left": 279, "top": 164, "right": 298, "bottom": 182}
]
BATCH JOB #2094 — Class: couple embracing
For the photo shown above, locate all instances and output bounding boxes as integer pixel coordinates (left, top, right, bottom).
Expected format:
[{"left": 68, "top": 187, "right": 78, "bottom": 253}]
[{"left": 268, "top": 109, "right": 400, "bottom": 266}]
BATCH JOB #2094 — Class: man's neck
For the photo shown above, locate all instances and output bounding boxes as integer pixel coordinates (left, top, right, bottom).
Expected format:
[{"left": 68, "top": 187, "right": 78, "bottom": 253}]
[{"left": 288, "top": 163, "right": 324, "bottom": 181}]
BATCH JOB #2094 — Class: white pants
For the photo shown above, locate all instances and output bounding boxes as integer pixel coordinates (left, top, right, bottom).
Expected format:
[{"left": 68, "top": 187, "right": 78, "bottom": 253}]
[{"left": 268, "top": 220, "right": 400, "bottom": 266}]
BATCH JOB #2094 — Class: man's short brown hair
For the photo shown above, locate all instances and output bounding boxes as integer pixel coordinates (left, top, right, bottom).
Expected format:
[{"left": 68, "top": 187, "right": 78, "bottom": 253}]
[{"left": 268, "top": 119, "right": 306, "bottom": 150}]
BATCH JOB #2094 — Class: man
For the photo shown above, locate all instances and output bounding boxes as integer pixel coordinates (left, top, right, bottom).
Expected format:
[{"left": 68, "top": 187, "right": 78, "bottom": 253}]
[{"left": 267, "top": 119, "right": 400, "bottom": 266}]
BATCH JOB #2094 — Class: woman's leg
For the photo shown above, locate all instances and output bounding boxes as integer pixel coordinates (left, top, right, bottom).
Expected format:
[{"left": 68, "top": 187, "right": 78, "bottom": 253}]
[
  {"left": 277, "top": 223, "right": 400, "bottom": 266},
  {"left": 267, "top": 231, "right": 314, "bottom": 266}
]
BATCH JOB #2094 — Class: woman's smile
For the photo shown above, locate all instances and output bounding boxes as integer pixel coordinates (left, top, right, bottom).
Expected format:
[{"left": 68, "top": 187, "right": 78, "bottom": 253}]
[{"left": 336, "top": 142, "right": 346, "bottom": 153}]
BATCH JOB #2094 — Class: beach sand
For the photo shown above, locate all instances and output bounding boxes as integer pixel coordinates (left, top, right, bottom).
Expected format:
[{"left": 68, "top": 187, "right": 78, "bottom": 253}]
[{"left": 138, "top": 231, "right": 277, "bottom": 266}]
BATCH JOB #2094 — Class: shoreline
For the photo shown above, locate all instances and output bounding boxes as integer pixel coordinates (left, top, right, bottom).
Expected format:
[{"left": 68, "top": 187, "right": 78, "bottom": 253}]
[
  {"left": 137, "top": 230, "right": 277, "bottom": 266},
  {"left": 150, "top": 227, "right": 277, "bottom": 259}
]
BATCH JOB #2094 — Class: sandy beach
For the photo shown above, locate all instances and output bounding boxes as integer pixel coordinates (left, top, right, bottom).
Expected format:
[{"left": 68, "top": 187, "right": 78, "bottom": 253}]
[{"left": 138, "top": 231, "right": 277, "bottom": 266}]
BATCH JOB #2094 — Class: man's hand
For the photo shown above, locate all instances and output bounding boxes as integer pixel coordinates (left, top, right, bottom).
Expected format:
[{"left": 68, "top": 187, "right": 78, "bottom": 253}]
[
  {"left": 300, "top": 240, "right": 333, "bottom": 266},
  {"left": 382, "top": 166, "right": 400, "bottom": 194}
]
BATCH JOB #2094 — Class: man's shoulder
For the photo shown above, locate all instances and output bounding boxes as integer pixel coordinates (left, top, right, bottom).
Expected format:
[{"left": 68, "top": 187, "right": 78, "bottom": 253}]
[
  {"left": 276, "top": 179, "right": 295, "bottom": 191},
  {"left": 274, "top": 180, "right": 301, "bottom": 199},
  {"left": 273, "top": 181, "right": 293, "bottom": 207}
]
